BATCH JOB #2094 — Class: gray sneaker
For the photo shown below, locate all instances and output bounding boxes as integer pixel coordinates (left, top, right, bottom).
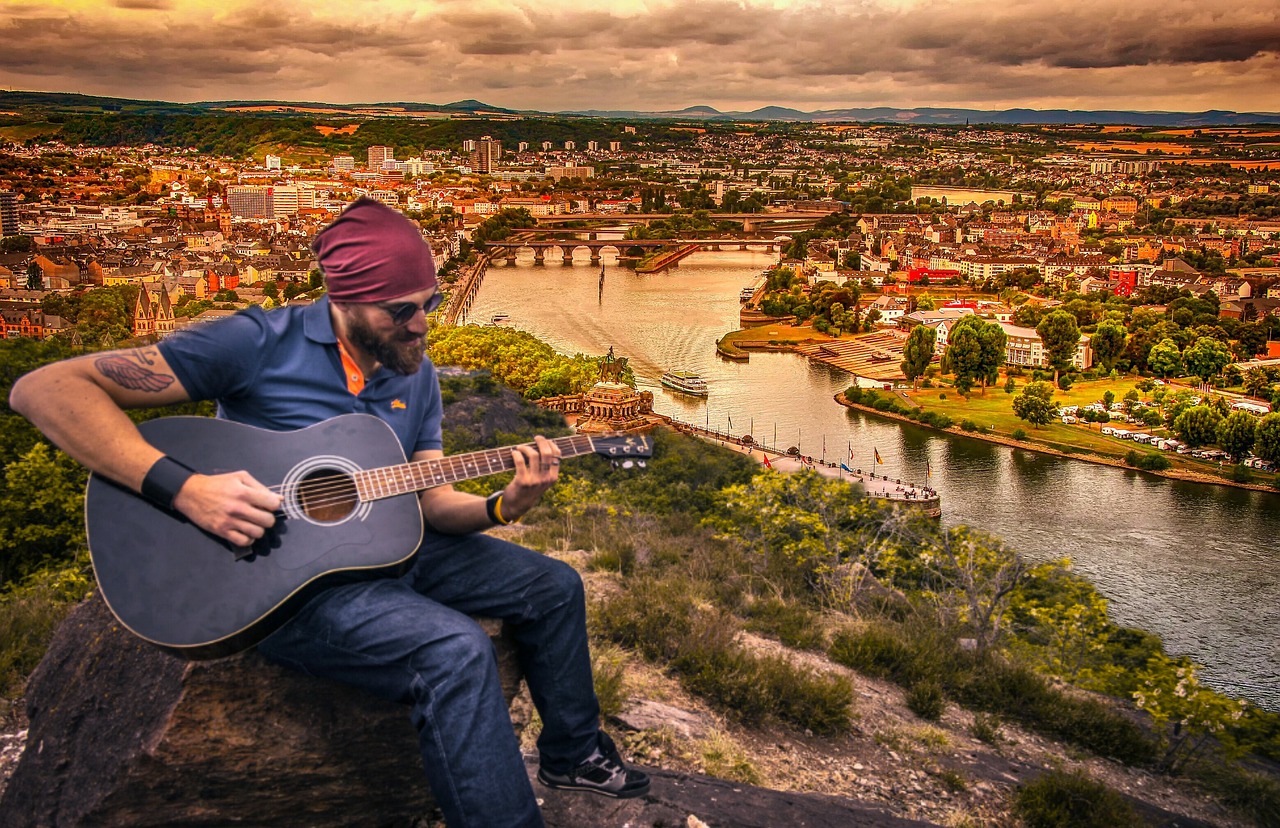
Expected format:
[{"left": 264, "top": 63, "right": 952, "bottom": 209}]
[{"left": 536, "top": 732, "right": 651, "bottom": 799}]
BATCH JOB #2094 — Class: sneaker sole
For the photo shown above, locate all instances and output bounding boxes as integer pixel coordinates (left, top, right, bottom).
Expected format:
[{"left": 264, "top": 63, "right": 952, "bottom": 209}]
[{"left": 536, "top": 770, "right": 651, "bottom": 799}]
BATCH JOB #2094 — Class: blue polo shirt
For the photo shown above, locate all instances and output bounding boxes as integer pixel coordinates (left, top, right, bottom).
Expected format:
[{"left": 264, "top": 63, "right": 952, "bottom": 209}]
[{"left": 157, "top": 296, "right": 443, "bottom": 457}]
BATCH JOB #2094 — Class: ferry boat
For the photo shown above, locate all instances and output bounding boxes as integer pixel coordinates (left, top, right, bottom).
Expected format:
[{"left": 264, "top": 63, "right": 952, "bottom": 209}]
[
  {"left": 739, "top": 286, "right": 757, "bottom": 302},
  {"left": 490, "top": 313, "right": 511, "bottom": 324},
  {"left": 660, "top": 370, "right": 709, "bottom": 397}
]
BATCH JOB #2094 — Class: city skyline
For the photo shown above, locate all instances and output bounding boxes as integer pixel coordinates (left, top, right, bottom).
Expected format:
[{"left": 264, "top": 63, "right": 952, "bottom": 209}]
[{"left": 1, "top": 0, "right": 1279, "bottom": 114}]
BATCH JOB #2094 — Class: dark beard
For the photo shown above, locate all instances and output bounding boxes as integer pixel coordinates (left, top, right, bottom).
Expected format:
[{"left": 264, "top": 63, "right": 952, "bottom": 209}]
[{"left": 345, "top": 311, "right": 426, "bottom": 376}]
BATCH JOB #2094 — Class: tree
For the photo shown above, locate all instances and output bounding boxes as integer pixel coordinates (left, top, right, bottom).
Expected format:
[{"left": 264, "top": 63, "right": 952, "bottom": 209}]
[
  {"left": 1173, "top": 405, "right": 1223, "bottom": 448},
  {"left": 944, "top": 316, "right": 1005, "bottom": 395},
  {"left": 1217, "top": 411, "right": 1258, "bottom": 463},
  {"left": 1253, "top": 413, "right": 1280, "bottom": 464},
  {"left": 1091, "top": 320, "right": 1127, "bottom": 373},
  {"left": 1102, "top": 390, "right": 1115, "bottom": 409},
  {"left": 920, "top": 527, "right": 1029, "bottom": 654},
  {"left": 900, "top": 325, "right": 937, "bottom": 390},
  {"left": 1012, "top": 381, "right": 1058, "bottom": 428},
  {"left": 1242, "top": 367, "right": 1272, "bottom": 399},
  {"left": 1234, "top": 321, "right": 1267, "bottom": 359},
  {"left": 26, "top": 261, "right": 43, "bottom": 291},
  {"left": 1035, "top": 310, "right": 1080, "bottom": 384},
  {"left": 1147, "top": 338, "right": 1184, "bottom": 379},
  {"left": 1183, "top": 337, "right": 1231, "bottom": 386}
]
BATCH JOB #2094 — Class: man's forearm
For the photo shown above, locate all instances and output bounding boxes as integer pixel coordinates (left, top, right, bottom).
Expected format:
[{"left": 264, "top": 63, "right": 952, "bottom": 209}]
[
  {"left": 420, "top": 488, "right": 499, "bottom": 535},
  {"left": 10, "top": 368, "right": 164, "bottom": 491}
]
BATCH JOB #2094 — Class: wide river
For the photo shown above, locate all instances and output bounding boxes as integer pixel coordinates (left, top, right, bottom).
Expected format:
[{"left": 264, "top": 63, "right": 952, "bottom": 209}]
[{"left": 462, "top": 247, "right": 1280, "bottom": 710}]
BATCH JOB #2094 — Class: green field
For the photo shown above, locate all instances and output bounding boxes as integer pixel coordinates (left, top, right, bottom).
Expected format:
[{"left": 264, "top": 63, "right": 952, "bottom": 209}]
[{"left": 900, "top": 377, "right": 1277, "bottom": 485}]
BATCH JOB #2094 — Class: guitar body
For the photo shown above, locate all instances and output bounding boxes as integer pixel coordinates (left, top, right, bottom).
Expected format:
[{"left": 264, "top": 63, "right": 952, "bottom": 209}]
[{"left": 87, "top": 414, "right": 424, "bottom": 660}]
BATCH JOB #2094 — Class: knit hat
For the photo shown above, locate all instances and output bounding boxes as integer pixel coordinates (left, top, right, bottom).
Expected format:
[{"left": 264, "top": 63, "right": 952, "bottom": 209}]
[{"left": 311, "top": 197, "right": 437, "bottom": 302}]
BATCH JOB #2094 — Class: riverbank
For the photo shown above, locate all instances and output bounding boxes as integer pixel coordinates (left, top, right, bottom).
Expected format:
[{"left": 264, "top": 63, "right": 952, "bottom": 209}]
[{"left": 835, "top": 393, "right": 1280, "bottom": 495}]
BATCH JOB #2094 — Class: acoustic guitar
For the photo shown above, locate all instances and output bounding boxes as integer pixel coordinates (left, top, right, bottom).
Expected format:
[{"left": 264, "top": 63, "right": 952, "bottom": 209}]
[{"left": 85, "top": 414, "right": 651, "bottom": 660}]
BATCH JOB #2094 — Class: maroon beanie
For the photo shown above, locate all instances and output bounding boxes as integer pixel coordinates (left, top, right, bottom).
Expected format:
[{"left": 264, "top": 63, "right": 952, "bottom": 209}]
[{"left": 312, "top": 197, "right": 437, "bottom": 302}]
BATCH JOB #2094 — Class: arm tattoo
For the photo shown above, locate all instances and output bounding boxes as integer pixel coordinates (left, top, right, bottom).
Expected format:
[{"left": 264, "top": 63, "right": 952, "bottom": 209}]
[{"left": 95, "top": 349, "right": 175, "bottom": 393}]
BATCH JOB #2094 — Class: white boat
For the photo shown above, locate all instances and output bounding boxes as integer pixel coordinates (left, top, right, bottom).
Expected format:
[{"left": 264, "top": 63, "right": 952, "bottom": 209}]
[
  {"left": 660, "top": 370, "right": 709, "bottom": 397},
  {"left": 739, "top": 286, "right": 756, "bottom": 302},
  {"left": 490, "top": 313, "right": 511, "bottom": 324}
]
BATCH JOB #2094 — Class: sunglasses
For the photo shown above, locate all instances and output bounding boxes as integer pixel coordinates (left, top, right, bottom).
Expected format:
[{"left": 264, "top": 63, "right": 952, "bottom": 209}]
[{"left": 378, "top": 292, "right": 444, "bottom": 326}]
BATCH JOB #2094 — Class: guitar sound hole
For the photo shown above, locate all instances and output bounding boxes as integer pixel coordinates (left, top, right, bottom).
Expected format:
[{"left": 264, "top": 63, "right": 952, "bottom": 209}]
[{"left": 296, "top": 470, "right": 358, "bottom": 523}]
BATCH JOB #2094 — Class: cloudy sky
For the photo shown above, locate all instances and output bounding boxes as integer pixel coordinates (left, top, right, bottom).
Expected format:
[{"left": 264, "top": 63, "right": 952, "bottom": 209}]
[{"left": 2, "top": 0, "right": 1279, "bottom": 113}]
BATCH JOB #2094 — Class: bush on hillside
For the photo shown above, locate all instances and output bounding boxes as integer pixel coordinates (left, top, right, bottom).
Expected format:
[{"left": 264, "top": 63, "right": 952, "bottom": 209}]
[{"left": 1014, "top": 770, "right": 1143, "bottom": 828}]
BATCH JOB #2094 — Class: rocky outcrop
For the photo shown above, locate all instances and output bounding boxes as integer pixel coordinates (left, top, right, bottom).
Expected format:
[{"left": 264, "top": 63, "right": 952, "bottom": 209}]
[{"left": 0, "top": 593, "right": 523, "bottom": 827}]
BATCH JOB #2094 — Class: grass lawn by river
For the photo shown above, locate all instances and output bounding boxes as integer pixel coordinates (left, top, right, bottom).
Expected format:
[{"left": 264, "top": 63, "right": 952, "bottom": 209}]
[
  {"left": 906, "top": 376, "right": 1148, "bottom": 454},
  {"left": 903, "top": 376, "right": 1278, "bottom": 487}
]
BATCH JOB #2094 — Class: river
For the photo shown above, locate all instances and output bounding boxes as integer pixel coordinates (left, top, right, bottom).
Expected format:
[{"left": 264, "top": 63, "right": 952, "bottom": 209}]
[{"left": 461, "top": 246, "right": 1280, "bottom": 710}]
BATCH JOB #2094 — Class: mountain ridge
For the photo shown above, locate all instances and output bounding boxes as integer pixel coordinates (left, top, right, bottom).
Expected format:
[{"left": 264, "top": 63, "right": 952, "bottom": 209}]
[{"left": 2, "top": 90, "right": 1278, "bottom": 126}]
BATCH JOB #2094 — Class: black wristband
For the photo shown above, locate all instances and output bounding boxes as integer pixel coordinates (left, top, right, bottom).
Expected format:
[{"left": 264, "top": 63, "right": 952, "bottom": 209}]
[
  {"left": 141, "top": 455, "right": 196, "bottom": 511},
  {"left": 485, "top": 491, "right": 510, "bottom": 526}
]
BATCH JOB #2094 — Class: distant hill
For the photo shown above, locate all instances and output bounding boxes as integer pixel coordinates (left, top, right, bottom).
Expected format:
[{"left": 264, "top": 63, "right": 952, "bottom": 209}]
[{"left": 2, "top": 90, "right": 1278, "bottom": 126}]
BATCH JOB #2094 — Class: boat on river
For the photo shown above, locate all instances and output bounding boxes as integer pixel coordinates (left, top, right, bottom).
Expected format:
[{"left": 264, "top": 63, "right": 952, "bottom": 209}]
[
  {"left": 490, "top": 313, "right": 511, "bottom": 324},
  {"left": 660, "top": 370, "right": 709, "bottom": 397},
  {"left": 739, "top": 286, "right": 757, "bottom": 302}
]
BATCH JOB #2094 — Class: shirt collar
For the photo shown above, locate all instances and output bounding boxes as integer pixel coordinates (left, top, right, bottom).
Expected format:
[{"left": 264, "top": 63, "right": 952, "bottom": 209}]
[{"left": 302, "top": 295, "right": 338, "bottom": 344}]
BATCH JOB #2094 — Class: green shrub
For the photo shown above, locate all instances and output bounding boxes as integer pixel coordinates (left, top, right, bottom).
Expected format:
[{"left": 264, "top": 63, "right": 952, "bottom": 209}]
[
  {"left": 742, "top": 596, "right": 826, "bottom": 651},
  {"left": 960, "top": 419, "right": 979, "bottom": 432},
  {"left": 949, "top": 656, "right": 1157, "bottom": 765},
  {"left": 907, "top": 680, "right": 947, "bottom": 721},
  {"left": 1230, "top": 464, "right": 1252, "bottom": 483},
  {"left": 918, "top": 410, "right": 954, "bottom": 429},
  {"left": 1190, "top": 761, "right": 1280, "bottom": 828},
  {"left": 1014, "top": 770, "right": 1143, "bottom": 828},
  {"left": 597, "top": 577, "right": 853, "bottom": 736},
  {"left": 1012, "top": 428, "right": 1028, "bottom": 441},
  {"left": 939, "top": 393, "right": 947, "bottom": 400},
  {"left": 872, "top": 397, "right": 894, "bottom": 412},
  {"left": 1057, "top": 375, "right": 1074, "bottom": 392},
  {"left": 1123, "top": 450, "right": 1171, "bottom": 471},
  {"left": 1, "top": 560, "right": 92, "bottom": 717},
  {"left": 829, "top": 623, "right": 919, "bottom": 682},
  {"left": 970, "top": 712, "right": 1003, "bottom": 744},
  {"left": 675, "top": 641, "right": 853, "bottom": 736},
  {"left": 921, "top": 378, "right": 933, "bottom": 388},
  {"left": 844, "top": 386, "right": 864, "bottom": 404}
]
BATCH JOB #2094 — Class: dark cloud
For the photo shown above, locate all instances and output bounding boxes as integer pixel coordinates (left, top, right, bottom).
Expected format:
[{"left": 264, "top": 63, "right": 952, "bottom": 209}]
[
  {"left": 0, "top": 0, "right": 1274, "bottom": 111},
  {"left": 112, "top": 0, "right": 173, "bottom": 10}
]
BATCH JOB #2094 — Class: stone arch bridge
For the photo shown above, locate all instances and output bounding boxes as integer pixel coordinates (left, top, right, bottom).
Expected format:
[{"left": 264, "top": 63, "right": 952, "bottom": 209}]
[{"left": 484, "top": 238, "right": 781, "bottom": 265}]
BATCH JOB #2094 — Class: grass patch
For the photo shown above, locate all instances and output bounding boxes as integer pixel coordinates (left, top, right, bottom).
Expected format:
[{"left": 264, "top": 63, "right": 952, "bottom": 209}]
[
  {"left": 699, "top": 729, "right": 763, "bottom": 785},
  {"left": 741, "top": 595, "right": 827, "bottom": 651},
  {"left": 1014, "top": 770, "right": 1144, "bottom": 828},
  {"left": 590, "top": 643, "right": 631, "bottom": 720},
  {"left": 594, "top": 576, "right": 854, "bottom": 736},
  {"left": 906, "top": 679, "right": 947, "bottom": 721}
]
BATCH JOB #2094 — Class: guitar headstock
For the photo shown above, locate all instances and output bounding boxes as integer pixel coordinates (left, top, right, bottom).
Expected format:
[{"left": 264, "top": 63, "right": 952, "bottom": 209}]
[{"left": 588, "top": 433, "right": 653, "bottom": 468}]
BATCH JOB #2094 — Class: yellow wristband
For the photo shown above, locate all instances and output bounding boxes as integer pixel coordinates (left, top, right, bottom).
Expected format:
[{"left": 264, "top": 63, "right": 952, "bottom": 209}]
[{"left": 486, "top": 491, "right": 512, "bottom": 525}]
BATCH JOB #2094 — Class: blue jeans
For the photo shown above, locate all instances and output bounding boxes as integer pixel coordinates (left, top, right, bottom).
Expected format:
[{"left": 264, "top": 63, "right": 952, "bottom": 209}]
[{"left": 257, "top": 532, "right": 601, "bottom": 828}]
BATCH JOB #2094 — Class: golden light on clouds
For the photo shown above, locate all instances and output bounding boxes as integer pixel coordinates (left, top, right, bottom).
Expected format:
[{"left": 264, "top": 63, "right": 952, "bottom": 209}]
[{"left": 0, "top": 0, "right": 1276, "bottom": 112}]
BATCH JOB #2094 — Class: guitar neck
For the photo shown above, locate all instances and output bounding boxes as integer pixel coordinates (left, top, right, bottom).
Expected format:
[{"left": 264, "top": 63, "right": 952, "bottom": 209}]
[{"left": 353, "top": 434, "right": 598, "bottom": 502}]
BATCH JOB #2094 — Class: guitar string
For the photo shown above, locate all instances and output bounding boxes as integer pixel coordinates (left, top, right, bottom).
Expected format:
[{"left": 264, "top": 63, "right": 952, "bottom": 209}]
[
  {"left": 259, "top": 441, "right": 636, "bottom": 515},
  {"left": 257, "top": 435, "right": 594, "bottom": 499},
  {"left": 251, "top": 435, "right": 645, "bottom": 516}
]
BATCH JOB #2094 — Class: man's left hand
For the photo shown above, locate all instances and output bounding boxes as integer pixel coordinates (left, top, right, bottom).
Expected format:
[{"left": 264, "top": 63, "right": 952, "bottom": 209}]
[{"left": 501, "top": 435, "right": 561, "bottom": 520}]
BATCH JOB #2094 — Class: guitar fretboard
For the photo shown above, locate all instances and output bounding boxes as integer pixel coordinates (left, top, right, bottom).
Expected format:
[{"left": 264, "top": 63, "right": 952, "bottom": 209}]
[{"left": 352, "top": 434, "right": 598, "bottom": 502}]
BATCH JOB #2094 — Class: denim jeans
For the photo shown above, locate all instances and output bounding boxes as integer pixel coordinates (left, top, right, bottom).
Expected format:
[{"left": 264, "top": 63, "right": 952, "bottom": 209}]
[{"left": 257, "top": 531, "right": 601, "bottom": 828}]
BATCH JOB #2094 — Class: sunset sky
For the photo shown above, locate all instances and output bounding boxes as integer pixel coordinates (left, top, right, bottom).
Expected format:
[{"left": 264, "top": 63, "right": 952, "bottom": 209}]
[{"left": 2, "top": 0, "right": 1279, "bottom": 113}]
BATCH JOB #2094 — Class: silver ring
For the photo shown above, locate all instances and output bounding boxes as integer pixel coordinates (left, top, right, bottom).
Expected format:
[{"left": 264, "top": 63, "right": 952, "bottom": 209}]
[{"left": 549, "top": 459, "right": 561, "bottom": 466}]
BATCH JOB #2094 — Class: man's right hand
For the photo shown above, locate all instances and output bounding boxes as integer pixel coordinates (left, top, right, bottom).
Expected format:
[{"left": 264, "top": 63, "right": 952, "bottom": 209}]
[{"left": 173, "top": 471, "right": 282, "bottom": 548}]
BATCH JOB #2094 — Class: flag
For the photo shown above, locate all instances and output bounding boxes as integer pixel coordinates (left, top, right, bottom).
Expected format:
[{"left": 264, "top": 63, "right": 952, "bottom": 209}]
[
  {"left": 762, "top": 454, "right": 773, "bottom": 469},
  {"left": 840, "top": 463, "right": 854, "bottom": 474},
  {"left": 849, "top": 445, "right": 855, "bottom": 462},
  {"left": 926, "top": 460, "right": 932, "bottom": 479},
  {"left": 728, "top": 415, "right": 733, "bottom": 430},
  {"left": 874, "top": 448, "right": 883, "bottom": 465}
]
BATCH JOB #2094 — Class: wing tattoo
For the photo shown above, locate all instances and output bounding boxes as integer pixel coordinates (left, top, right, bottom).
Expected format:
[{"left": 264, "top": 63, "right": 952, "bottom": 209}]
[{"left": 96, "top": 355, "right": 176, "bottom": 393}]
